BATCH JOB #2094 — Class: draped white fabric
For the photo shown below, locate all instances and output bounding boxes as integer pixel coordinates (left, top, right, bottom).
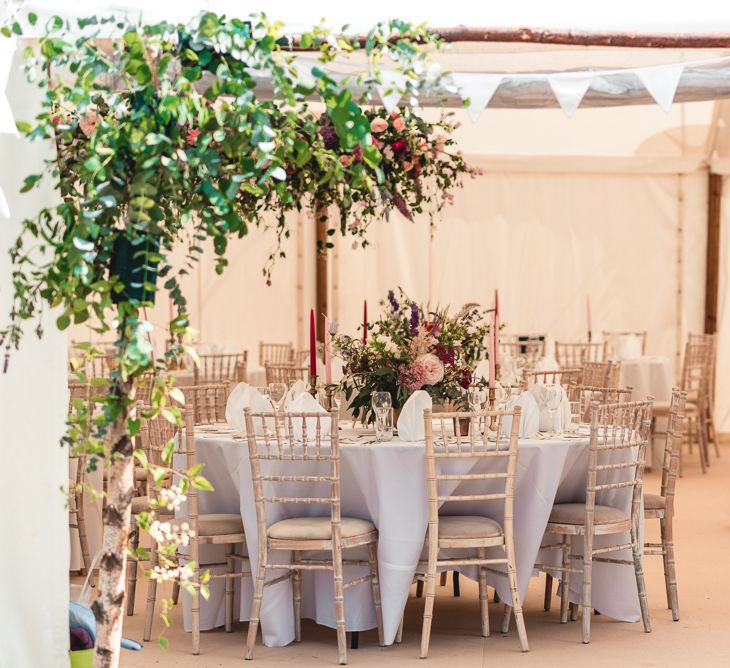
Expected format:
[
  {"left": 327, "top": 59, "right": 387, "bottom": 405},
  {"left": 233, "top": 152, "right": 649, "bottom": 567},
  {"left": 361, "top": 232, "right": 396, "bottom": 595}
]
[{"left": 0, "top": 49, "right": 69, "bottom": 668}]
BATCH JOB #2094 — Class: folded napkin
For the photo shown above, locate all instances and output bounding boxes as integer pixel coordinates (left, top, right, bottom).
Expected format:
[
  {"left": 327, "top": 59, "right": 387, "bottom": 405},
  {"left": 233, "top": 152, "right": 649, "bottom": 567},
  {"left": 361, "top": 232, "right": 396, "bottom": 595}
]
[
  {"left": 501, "top": 391, "right": 540, "bottom": 438},
  {"left": 225, "top": 383, "right": 273, "bottom": 434},
  {"left": 397, "top": 390, "right": 433, "bottom": 442},
  {"left": 529, "top": 384, "right": 570, "bottom": 432},
  {"left": 607, "top": 334, "right": 642, "bottom": 361},
  {"left": 285, "top": 380, "right": 307, "bottom": 407},
  {"left": 286, "top": 391, "right": 331, "bottom": 440},
  {"left": 534, "top": 356, "right": 559, "bottom": 372}
]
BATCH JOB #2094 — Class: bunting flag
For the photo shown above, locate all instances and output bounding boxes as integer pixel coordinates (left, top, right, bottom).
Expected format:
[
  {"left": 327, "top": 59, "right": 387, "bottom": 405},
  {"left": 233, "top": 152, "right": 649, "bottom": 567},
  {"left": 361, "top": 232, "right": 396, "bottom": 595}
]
[
  {"left": 636, "top": 63, "right": 685, "bottom": 113},
  {"left": 450, "top": 72, "right": 503, "bottom": 122},
  {"left": 548, "top": 73, "right": 594, "bottom": 118},
  {"left": 0, "top": 185, "right": 9, "bottom": 219},
  {"left": 376, "top": 69, "right": 406, "bottom": 114},
  {"left": 0, "top": 35, "right": 17, "bottom": 137}
]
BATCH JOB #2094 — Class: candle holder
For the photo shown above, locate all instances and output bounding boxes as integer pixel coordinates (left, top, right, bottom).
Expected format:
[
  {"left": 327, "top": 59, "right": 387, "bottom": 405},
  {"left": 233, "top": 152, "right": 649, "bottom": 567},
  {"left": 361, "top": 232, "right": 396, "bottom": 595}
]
[
  {"left": 588, "top": 330, "right": 593, "bottom": 343},
  {"left": 488, "top": 386, "right": 497, "bottom": 430},
  {"left": 308, "top": 374, "right": 318, "bottom": 398},
  {"left": 323, "top": 386, "right": 334, "bottom": 411}
]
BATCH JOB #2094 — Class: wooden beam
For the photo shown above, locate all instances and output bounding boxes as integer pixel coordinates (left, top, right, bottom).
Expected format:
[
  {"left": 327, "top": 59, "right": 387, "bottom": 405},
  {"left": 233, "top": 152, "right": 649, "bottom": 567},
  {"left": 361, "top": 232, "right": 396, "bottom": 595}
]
[
  {"left": 315, "top": 204, "right": 329, "bottom": 344},
  {"left": 705, "top": 173, "right": 723, "bottom": 334},
  {"left": 288, "top": 26, "right": 730, "bottom": 50}
]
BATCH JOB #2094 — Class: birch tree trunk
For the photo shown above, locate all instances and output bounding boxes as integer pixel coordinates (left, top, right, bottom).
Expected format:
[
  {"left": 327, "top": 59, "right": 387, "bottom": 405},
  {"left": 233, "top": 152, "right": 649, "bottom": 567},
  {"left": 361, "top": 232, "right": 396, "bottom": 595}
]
[{"left": 92, "top": 376, "right": 135, "bottom": 668}]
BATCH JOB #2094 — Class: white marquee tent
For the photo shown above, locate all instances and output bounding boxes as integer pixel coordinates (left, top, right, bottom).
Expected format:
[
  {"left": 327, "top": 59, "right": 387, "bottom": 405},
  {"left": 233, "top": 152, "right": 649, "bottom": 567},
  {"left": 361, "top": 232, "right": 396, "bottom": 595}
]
[{"left": 3, "top": 2, "right": 730, "bottom": 666}]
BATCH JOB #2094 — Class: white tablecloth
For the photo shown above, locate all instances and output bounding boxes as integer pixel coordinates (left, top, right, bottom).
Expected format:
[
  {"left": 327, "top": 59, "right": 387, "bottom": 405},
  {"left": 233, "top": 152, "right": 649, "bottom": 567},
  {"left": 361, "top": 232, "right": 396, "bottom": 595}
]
[
  {"left": 620, "top": 356, "right": 673, "bottom": 467},
  {"left": 178, "top": 428, "right": 642, "bottom": 645}
]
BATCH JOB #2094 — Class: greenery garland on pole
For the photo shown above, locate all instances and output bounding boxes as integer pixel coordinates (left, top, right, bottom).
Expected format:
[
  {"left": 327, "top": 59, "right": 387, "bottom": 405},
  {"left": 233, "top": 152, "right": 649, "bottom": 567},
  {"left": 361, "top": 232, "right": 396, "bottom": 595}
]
[{"left": 1, "top": 10, "right": 477, "bottom": 667}]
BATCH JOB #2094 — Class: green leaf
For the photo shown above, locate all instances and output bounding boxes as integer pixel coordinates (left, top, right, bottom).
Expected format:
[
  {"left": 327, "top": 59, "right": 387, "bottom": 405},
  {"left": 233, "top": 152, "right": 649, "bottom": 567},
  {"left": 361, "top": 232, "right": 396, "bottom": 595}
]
[
  {"left": 159, "top": 636, "right": 169, "bottom": 649},
  {"left": 192, "top": 475, "right": 214, "bottom": 492}
]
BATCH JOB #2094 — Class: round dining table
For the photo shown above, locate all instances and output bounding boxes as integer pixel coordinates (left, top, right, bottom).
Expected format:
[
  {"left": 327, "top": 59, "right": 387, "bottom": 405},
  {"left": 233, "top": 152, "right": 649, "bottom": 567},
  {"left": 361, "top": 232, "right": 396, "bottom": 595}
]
[{"left": 175, "top": 424, "right": 643, "bottom": 647}]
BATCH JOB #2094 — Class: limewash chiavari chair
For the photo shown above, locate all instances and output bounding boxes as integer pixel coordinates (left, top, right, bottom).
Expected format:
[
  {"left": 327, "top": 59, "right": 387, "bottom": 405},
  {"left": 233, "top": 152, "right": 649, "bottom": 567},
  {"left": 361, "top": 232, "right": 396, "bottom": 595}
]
[
  {"left": 688, "top": 332, "right": 718, "bottom": 459},
  {"left": 500, "top": 339, "right": 544, "bottom": 366},
  {"left": 193, "top": 351, "right": 248, "bottom": 385},
  {"left": 581, "top": 361, "right": 621, "bottom": 389},
  {"left": 259, "top": 341, "right": 294, "bottom": 366},
  {"left": 524, "top": 368, "right": 582, "bottom": 388},
  {"left": 415, "top": 407, "right": 529, "bottom": 657},
  {"left": 265, "top": 362, "right": 309, "bottom": 386},
  {"left": 555, "top": 341, "right": 607, "bottom": 367},
  {"left": 644, "top": 389, "right": 687, "bottom": 621},
  {"left": 653, "top": 339, "right": 711, "bottom": 473},
  {"left": 180, "top": 383, "right": 229, "bottom": 424},
  {"left": 536, "top": 399, "right": 653, "bottom": 644},
  {"left": 244, "top": 408, "right": 383, "bottom": 665},
  {"left": 602, "top": 330, "right": 648, "bottom": 357},
  {"left": 143, "top": 406, "right": 250, "bottom": 654}
]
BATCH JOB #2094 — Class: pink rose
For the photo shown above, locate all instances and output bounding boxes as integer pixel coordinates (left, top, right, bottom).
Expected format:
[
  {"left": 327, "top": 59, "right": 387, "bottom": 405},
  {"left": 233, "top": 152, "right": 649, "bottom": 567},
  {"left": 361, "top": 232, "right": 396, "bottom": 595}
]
[
  {"left": 390, "top": 110, "right": 401, "bottom": 119},
  {"left": 416, "top": 353, "right": 445, "bottom": 385},
  {"left": 370, "top": 117, "right": 388, "bottom": 133},
  {"left": 403, "top": 161, "right": 413, "bottom": 171},
  {"left": 392, "top": 116, "right": 406, "bottom": 132},
  {"left": 340, "top": 154, "right": 353, "bottom": 167}
]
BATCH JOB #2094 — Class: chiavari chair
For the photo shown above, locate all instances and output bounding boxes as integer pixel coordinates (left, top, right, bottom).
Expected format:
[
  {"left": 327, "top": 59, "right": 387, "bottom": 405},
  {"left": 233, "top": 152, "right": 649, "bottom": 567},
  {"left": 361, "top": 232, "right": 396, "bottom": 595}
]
[
  {"left": 244, "top": 408, "right": 383, "bottom": 664},
  {"left": 555, "top": 341, "right": 607, "bottom": 367},
  {"left": 653, "top": 339, "right": 711, "bottom": 473},
  {"left": 413, "top": 407, "right": 529, "bottom": 656},
  {"left": 180, "top": 383, "right": 229, "bottom": 424},
  {"left": 143, "top": 406, "right": 250, "bottom": 654},
  {"left": 264, "top": 362, "right": 309, "bottom": 386},
  {"left": 602, "top": 330, "right": 648, "bottom": 357},
  {"left": 525, "top": 368, "right": 582, "bottom": 388},
  {"left": 500, "top": 339, "right": 544, "bottom": 366},
  {"left": 193, "top": 351, "right": 248, "bottom": 385},
  {"left": 688, "top": 332, "right": 718, "bottom": 459},
  {"left": 644, "top": 389, "right": 687, "bottom": 621},
  {"left": 580, "top": 361, "right": 621, "bottom": 389},
  {"left": 566, "top": 384, "right": 633, "bottom": 422},
  {"left": 536, "top": 399, "right": 653, "bottom": 643},
  {"left": 259, "top": 341, "right": 294, "bottom": 366}
]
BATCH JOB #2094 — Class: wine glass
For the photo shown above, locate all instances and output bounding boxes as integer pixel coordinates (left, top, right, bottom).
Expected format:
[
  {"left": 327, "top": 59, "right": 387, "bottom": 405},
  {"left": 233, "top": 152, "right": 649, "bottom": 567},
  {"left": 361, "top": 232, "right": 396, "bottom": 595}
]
[
  {"left": 256, "top": 386, "right": 271, "bottom": 402},
  {"left": 544, "top": 385, "right": 563, "bottom": 435},
  {"left": 371, "top": 392, "right": 392, "bottom": 441},
  {"left": 268, "top": 382, "right": 287, "bottom": 412},
  {"left": 467, "top": 386, "right": 483, "bottom": 411},
  {"left": 332, "top": 390, "right": 344, "bottom": 411}
]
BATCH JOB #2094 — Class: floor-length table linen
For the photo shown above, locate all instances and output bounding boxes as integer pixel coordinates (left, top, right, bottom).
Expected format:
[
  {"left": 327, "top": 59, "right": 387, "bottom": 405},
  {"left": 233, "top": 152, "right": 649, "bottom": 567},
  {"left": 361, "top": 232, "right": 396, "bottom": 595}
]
[{"left": 178, "top": 427, "right": 642, "bottom": 646}]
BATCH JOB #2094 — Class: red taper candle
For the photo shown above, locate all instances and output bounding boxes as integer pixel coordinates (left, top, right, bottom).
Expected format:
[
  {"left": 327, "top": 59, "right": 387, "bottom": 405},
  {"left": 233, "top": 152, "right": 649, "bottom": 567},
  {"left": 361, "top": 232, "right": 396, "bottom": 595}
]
[{"left": 363, "top": 300, "right": 368, "bottom": 344}]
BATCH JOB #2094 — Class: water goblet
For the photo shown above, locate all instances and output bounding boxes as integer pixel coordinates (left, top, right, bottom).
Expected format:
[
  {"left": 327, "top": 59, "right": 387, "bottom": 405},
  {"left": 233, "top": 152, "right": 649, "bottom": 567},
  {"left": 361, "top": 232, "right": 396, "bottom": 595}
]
[
  {"left": 372, "top": 392, "right": 392, "bottom": 441},
  {"left": 544, "top": 385, "right": 563, "bottom": 435},
  {"left": 268, "top": 382, "right": 287, "bottom": 412}
]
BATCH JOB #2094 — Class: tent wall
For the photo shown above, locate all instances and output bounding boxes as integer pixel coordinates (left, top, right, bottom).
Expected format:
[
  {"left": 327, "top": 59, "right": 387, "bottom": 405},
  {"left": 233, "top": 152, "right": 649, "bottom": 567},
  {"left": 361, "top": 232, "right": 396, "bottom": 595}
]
[{"left": 0, "top": 50, "right": 69, "bottom": 667}]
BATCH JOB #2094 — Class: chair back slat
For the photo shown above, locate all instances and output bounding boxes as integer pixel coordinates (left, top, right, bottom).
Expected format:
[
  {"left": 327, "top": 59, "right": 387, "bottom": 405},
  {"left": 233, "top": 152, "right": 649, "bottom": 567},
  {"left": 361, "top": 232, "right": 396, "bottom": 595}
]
[
  {"left": 581, "top": 361, "right": 621, "bottom": 389},
  {"left": 555, "top": 341, "right": 607, "bottom": 367},
  {"left": 525, "top": 368, "right": 581, "bottom": 388},
  {"left": 193, "top": 351, "right": 247, "bottom": 385},
  {"left": 180, "top": 383, "right": 229, "bottom": 424},
  {"left": 660, "top": 389, "right": 687, "bottom": 505},
  {"left": 265, "top": 362, "right": 309, "bottom": 386},
  {"left": 259, "top": 341, "right": 294, "bottom": 367}
]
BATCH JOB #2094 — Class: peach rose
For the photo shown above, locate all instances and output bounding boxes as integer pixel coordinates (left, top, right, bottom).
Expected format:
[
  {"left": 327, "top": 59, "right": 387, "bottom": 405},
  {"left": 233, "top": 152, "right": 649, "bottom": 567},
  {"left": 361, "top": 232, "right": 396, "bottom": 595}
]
[
  {"left": 340, "top": 154, "right": 353, "bottom": 167},
  {"left": 392, "top": 116, "right": 406, "bottom": 132},
  {"left": 416, "top": 353, "right": 445, "bottom": 385},
  {"left": 370, "top": 117, "right": 388, "bottom": 133},
  {"left": 403, "top": 161, "right": 413, "bottom": 171}
]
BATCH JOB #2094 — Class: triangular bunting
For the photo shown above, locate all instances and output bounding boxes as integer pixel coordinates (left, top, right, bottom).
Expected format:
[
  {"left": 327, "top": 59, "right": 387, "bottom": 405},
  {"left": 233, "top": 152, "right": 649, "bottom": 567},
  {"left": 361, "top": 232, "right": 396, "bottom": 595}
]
[
  {"left": 376, "top": 69, "right": 406, "bottom": 114},
  {"left": 636, "top": 63, "right": 685, "bottom": 113},
  {"left": 0, "top": 185, "right": 9, "bottom": 219},
  {"left": 548, "top": 73, "right": 594, "bottom": 118},
  {"left": 450, "top": 72, "right": 503, "bottom": 122},
  {"left": 0, "top": 36, "right": 17, "bottom": 137}
]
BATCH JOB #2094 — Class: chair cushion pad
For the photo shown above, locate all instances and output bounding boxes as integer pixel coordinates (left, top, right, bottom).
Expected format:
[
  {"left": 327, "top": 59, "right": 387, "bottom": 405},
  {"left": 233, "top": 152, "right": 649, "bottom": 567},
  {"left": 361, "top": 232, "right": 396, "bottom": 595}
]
[
  {"left": 173, "top": 513, "right": 244, "bottom": 536},
  {"left": 438, "top": 515, "right": 503, "bottom": 539},
  {"left": 549, "top": 503, "right": 629, "bottom": 525},
  {"left": 644, "top": 494, "right": 666, "bottom": 511},
  {"left": 267, "top": 516, "right": 375, "bottom": 540}
]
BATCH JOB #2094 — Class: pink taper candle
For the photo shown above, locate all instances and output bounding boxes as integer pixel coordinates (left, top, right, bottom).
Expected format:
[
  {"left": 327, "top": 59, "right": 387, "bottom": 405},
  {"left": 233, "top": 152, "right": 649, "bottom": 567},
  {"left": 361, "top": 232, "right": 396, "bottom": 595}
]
[
  {"left": 363, "top": 300, "right": 368, "bottom": 344},
  {"left": 324, "top": 316, "right": 332, "bottom": 385},
  {"left": 494, "top": 289, "right": 500, "bottom": 366},
  {"left": 586, "top": 295, "right": 592, "bottom": 340},
  {"left": 488, "top": 312, "right": 496, "bottom": 389},
  {"left": 309, "top": 309, "right": 317, "bottom": 378}
]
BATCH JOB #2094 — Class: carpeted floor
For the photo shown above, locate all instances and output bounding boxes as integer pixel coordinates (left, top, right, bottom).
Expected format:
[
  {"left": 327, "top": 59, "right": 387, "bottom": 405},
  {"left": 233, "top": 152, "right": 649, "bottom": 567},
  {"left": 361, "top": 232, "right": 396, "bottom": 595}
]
[{"left": 116, "top": 443, "right": 730, "bottom": 667}]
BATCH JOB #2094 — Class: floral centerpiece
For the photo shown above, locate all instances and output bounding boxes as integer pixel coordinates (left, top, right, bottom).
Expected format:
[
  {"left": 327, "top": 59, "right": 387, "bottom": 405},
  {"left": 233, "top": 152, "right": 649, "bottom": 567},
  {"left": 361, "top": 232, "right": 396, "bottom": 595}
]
[{"left": 333, "top": 289, "right": 490, "bottom": 424}]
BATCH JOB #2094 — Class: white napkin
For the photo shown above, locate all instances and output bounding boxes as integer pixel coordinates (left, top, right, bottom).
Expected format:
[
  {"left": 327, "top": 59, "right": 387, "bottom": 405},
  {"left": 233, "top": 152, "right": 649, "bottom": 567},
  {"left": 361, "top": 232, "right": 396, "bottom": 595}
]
[
  {"left": 473, "top": 359, "right": 490, "bottom": 383},
  {"left": 608, "top": 334, "right": 642, "bottom": 361},
  {"left": 501, "top": 391, "right": 540, "bottom": 438},
  {"left": 529, "top": 384, "right": 569, "bottom": 432},
  {"left": 397, "top": 390, "right": 433, "bottom": 442},
  {"left": 285, "top": 379, "right": 307, "bottom": 407},
  {"left": 225, "top": 383, "right": 273, "bottom": 434},
  {"left": 534, "top": 356, "right": 559, "bottom": 372},
  {"left": 286, "top": 391, "right": 331, "bottom": 440}
]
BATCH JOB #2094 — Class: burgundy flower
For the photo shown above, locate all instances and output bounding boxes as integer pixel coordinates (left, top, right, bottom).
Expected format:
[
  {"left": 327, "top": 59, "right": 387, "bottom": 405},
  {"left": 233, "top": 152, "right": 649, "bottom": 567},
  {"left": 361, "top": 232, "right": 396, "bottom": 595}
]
[
  {"left": 435, "top": 344, "right": 455, "bottom": 366},
  {"left": 319, "top": 118, "right": 339, "bottom": 151},
  {"left": 352, "top": 145, "right": 363, "bottom": 162},
  {"left": 391, "top": 139, "right": 408, "bottom": 156},
  {"left": 460, "top": 368, "right": 472, "bottom": 389}
]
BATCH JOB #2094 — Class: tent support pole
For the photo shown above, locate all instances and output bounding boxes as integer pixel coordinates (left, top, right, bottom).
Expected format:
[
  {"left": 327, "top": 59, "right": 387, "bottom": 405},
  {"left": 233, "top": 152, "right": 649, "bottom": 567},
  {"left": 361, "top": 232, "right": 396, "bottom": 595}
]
[
  {"left": 705, "top": 173, "right": 723, "bottom": 334},
  {"left": 315, "top": 203, "right": 329, "bottom": 343}
]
